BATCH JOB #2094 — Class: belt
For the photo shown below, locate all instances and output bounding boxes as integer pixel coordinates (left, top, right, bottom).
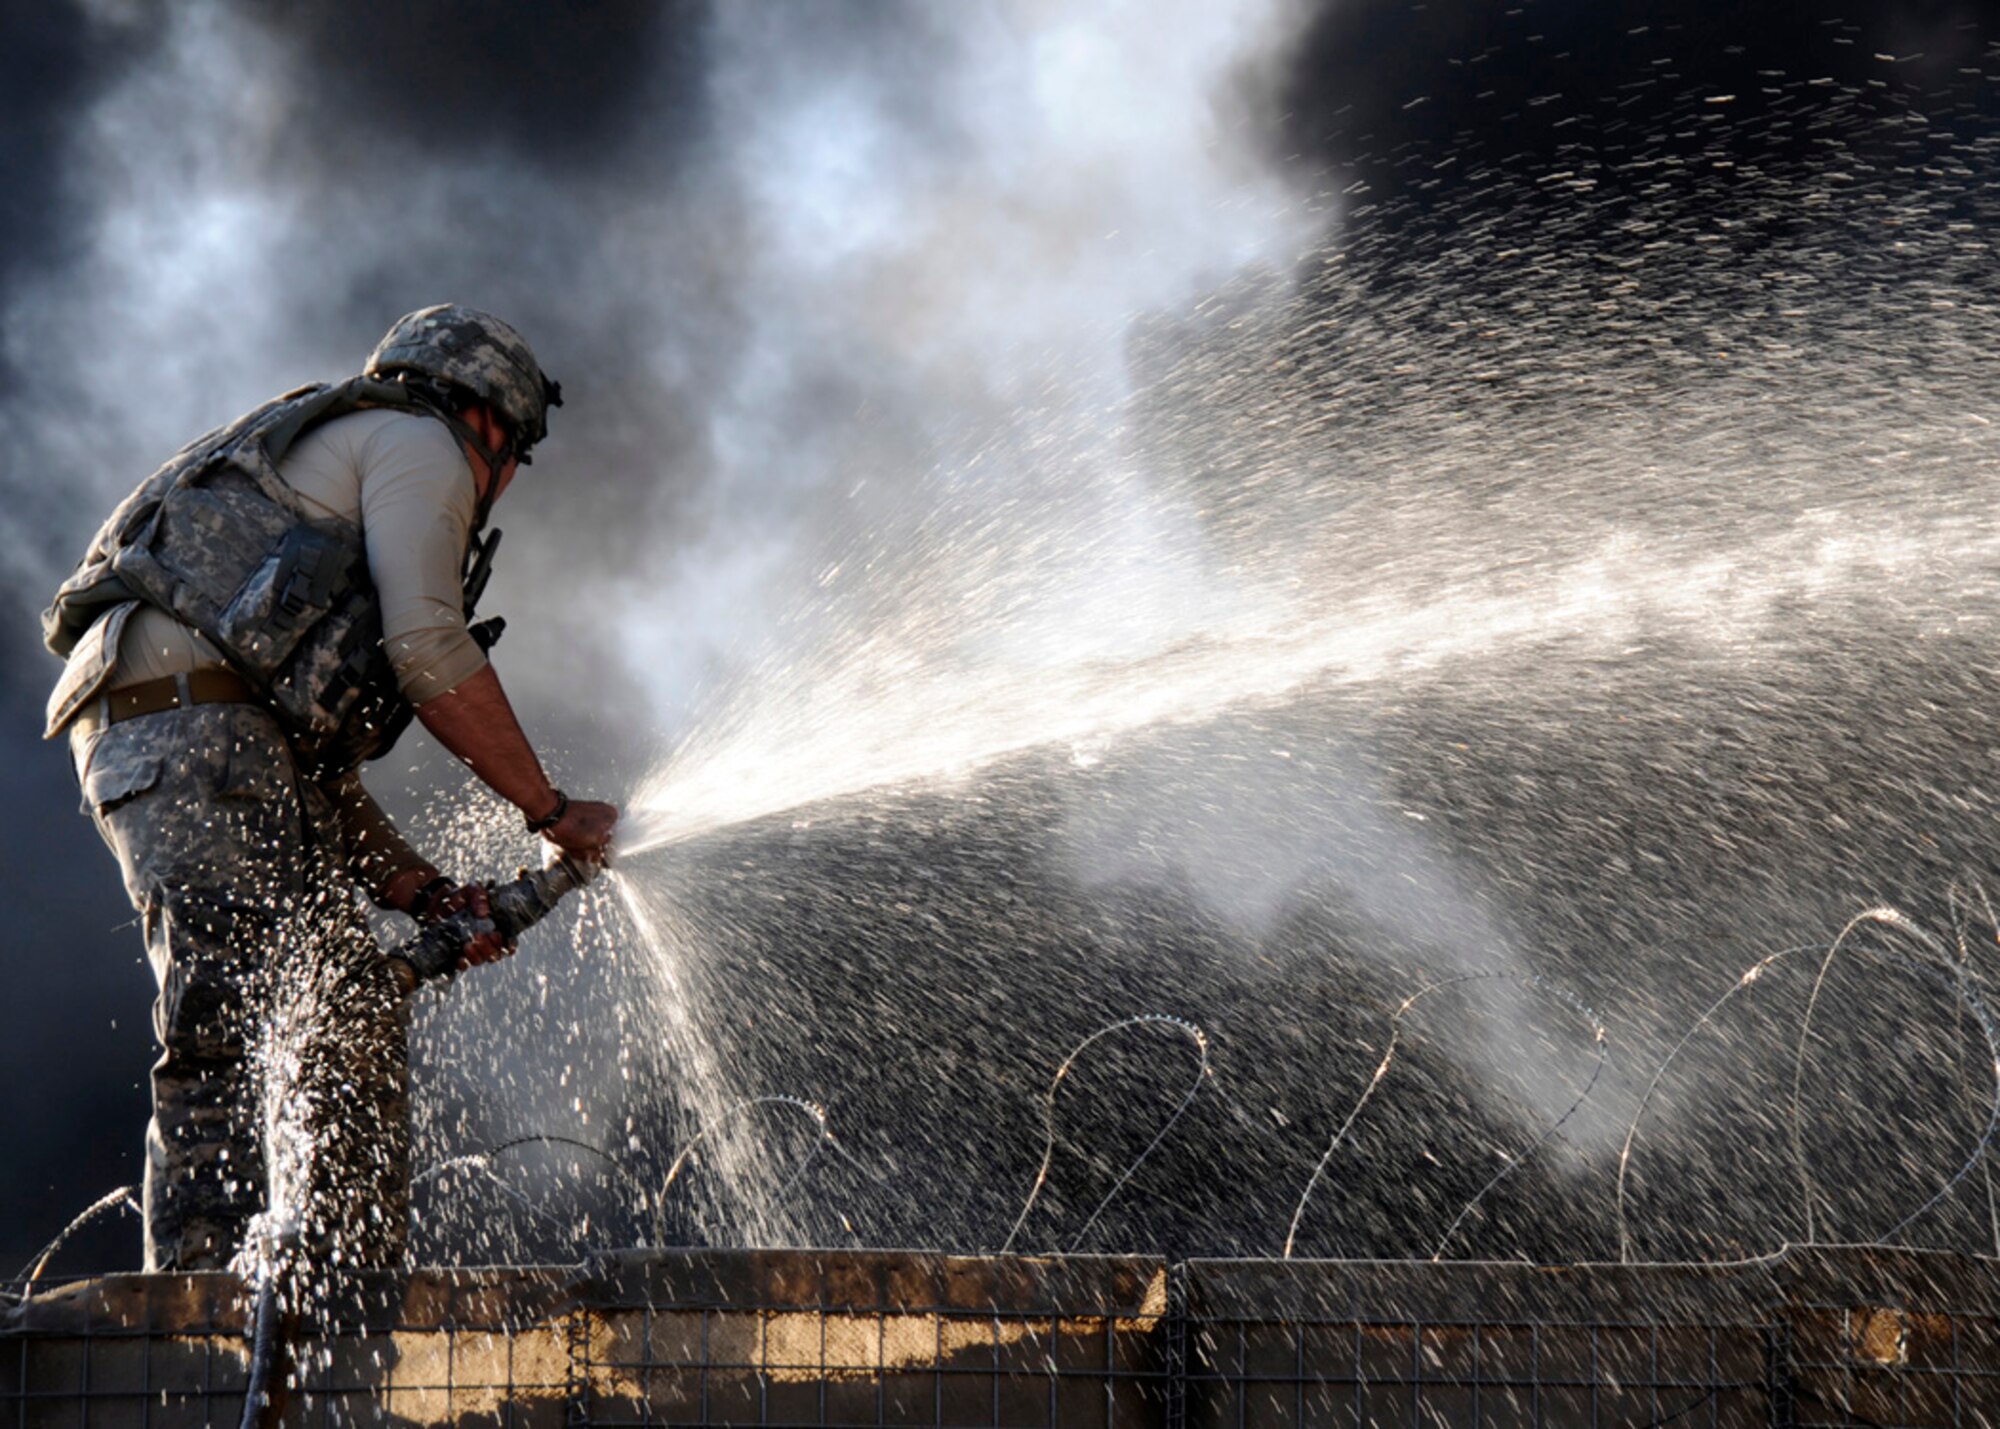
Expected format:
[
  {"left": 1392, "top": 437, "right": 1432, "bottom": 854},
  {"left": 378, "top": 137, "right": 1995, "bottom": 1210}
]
[{"left": 68, "top": 669, "right": 256, "bottom": 740}]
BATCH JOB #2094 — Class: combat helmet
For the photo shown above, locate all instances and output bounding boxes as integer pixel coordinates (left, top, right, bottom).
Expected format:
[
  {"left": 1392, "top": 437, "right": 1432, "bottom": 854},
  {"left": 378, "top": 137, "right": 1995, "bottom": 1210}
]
[{"left": 365, "top": 304, "right": 563, "bottom": 460}]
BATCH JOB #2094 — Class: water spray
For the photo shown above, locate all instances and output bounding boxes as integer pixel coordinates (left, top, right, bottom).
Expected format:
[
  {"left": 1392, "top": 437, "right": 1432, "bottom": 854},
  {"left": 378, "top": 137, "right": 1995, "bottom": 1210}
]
[
  {"left": 415, "top": 1135, "right": 658, "bottom": 1254},
  {"left": 653, "top": 1095, "right": 877, "bottom": 1247},
  {"left": 1789, "top": 909, "right": 2000, "bottom": 1248},
  {"left": 384, "top": 852, "right": 606, "bottom": 995}
]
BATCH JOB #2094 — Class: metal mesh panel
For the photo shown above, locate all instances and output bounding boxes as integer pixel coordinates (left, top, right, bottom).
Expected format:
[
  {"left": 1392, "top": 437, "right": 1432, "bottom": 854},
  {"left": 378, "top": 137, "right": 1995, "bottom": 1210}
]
[
  {"left": 0, "top": 1252, "right": 1167, "bottom": 1428},
  {"left": 1176, "top": 1249, "right": 2000, "bottom": 1429},
  {"left": 1182, "top": 1316, "right": 1781, "bottom": 1427},
  {"left": 3, "top": 1247, "right": 1996, "bottom": 1427},
  {"left": 572, "top": 1303, "right": 1161, "bottom": 1426},
  {"left": 563, "top": 1251, "right": 1168, "bottom": 1427},
  {"left": 1784, "top": 1304, "right": 2000, "bottom": 1428},
  {"left": 5, "top": 1319, "right": 253, "bottom": 1428}
]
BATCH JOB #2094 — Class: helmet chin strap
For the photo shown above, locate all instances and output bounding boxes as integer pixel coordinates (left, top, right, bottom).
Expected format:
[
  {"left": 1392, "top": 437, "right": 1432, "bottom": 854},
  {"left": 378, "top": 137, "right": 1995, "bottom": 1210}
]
[
  {"left": 465, "top": 427, "right": 512, "bottom": 536},
  {"left": 399, "top": 382, "right": 512, "bottom": 533}
]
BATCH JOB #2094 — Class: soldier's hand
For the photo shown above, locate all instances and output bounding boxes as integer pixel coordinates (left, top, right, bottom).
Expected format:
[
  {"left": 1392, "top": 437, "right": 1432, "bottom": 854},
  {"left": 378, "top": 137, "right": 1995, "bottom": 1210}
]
[
  {"left": 428, "top": 882, "right": 515, "bottom": 970},
  {"left": 544, "top": 798, "right": 619, "bottom": 862}
]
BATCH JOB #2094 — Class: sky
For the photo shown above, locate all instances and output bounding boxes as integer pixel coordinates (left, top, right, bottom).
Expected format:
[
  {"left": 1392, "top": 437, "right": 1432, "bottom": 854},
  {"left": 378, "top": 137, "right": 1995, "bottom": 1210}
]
[{"left": 6, "top": 0, "right": 2000, "bottom": 1272}]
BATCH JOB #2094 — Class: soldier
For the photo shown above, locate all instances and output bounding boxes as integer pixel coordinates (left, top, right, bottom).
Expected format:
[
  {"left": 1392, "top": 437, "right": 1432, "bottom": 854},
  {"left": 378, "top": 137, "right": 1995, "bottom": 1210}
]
[{"left": 42, "top": 306, "right": 618, "bottom": 1272}]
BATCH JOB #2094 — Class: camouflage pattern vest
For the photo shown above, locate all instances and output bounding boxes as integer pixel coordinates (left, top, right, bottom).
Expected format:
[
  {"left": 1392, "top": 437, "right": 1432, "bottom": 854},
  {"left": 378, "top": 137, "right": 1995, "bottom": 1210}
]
[{"left": 43, "top": 375, "right": 483, "bottom": 777}]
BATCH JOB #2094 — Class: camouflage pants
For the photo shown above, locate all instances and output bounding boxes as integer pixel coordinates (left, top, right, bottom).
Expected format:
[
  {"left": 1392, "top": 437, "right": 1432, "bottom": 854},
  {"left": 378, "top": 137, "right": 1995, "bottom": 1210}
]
[{"left": 72, "top": 702, "right": 409, "bottom": 1273}]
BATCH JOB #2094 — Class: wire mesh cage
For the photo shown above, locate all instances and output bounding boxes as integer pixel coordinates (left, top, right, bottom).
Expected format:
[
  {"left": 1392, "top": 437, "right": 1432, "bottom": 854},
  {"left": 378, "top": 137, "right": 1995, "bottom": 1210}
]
[
  {"left": 1176, "top": 1247, "right": 2000, "bottom": 1429},
  {"left": 2, "top": 1250, "right": 1168, "bottom": 1428},
  {"left": 2, "top": 1246, "right": 1994, "bottom": 1427}
]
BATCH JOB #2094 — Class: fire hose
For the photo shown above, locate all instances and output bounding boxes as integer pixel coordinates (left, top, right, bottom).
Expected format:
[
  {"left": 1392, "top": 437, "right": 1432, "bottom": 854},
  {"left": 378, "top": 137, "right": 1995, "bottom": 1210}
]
[{"left": 385, "top": 851, "right": 606, "bottom": 994}]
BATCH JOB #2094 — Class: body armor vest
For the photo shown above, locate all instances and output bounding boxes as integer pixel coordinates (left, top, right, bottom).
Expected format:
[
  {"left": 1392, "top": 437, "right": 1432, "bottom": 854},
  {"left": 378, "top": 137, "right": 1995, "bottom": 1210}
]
[{"left": 44, "top": 375, "right": 497, "bottom": 777}]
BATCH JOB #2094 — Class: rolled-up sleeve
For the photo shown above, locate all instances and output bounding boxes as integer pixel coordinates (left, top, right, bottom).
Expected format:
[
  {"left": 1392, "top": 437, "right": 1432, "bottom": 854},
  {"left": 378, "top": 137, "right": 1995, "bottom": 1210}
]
[{"left": 358, "top": 416, "right": 489, "bottom": 704}]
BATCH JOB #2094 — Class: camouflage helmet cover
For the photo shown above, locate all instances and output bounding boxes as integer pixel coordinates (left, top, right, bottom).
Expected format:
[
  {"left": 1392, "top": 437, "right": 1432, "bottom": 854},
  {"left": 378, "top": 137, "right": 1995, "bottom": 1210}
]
[{"left": 364, "top": 304, "right": 562, "bottom": 455}]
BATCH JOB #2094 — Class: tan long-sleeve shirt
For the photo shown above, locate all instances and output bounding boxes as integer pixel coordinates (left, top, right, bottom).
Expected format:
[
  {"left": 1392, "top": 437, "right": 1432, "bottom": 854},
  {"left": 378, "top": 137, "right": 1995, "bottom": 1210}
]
[{"left": 112, "top": 408, "right": 489, "bottom": 704}]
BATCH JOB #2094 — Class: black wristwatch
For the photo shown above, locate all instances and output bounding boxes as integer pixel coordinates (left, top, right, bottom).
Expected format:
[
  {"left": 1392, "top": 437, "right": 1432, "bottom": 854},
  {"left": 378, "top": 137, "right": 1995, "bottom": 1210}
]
[{"left": 525, "top": 789, "right": 569, "bottom": 833}]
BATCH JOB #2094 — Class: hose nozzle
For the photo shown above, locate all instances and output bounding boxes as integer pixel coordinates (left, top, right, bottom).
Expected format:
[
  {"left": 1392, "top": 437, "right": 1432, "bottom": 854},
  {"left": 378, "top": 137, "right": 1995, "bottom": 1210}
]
[{"left": 386, "top": 852, "right": 605, "bottom": 995}]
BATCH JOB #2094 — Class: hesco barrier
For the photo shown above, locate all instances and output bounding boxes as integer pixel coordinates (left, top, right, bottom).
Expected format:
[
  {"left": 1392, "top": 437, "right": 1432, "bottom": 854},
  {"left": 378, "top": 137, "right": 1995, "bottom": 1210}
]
[{"left": 2, "top": 1244, "right": 1996, "bottom": 1427}]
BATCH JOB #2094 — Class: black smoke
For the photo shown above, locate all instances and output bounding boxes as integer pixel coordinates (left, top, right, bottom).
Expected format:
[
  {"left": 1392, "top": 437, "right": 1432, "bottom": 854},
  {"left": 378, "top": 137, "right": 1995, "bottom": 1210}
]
[
  {"left": 0, "top": 3, "right": 163, "bottom": 1276},
  {"left": 1271, "top": 0, "right": 1997, "bottom": 209},
  {"left": 0, "top": 6, "right": 152, "bottom": 320},
  {"left": 240, "top": 1, "right": 699, "bottom": 168}
]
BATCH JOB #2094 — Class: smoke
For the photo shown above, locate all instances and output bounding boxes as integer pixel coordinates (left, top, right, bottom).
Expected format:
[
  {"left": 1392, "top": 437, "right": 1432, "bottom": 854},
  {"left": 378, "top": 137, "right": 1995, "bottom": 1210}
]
[
  {"left": 241, "top": 0, "right": 692, "bottom": 166},
  {"left": 1266, "top": 0, "right": 1996, "bottom": 207},
  {"left": 0, "top": 5, "right": 150, "bottom": 319},
  {"left": 610, "top": 0, "right": 1319, "bottom": 727},
  {"left": 1058, "top": 728, "right": 1504, "bottom": 952}
]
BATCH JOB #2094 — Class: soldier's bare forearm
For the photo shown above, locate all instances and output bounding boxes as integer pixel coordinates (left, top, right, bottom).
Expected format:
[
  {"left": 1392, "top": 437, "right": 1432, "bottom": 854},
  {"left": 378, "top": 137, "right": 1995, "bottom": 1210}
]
[{"left": 414, "top": 664, "right": 562, "bottom": 821}]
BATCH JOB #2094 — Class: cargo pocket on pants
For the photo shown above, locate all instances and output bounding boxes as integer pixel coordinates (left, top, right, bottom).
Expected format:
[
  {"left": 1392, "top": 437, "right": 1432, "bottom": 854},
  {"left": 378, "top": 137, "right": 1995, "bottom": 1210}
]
[{"left": 81, "top": 743, "right": 164, "bottom": 819}]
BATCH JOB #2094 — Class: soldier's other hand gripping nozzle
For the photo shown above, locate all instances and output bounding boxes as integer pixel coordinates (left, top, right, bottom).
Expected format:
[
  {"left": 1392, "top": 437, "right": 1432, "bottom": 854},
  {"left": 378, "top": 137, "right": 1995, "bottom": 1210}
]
[{"left": 385, "top": 850, "right": 606, "bottom": 995}]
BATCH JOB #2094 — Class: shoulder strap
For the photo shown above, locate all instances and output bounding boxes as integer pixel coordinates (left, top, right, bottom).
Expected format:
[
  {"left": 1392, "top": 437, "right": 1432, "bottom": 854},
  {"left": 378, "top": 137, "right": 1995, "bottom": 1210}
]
[{"left": 255, "top": 375, "right": 438, "bottom": 467}]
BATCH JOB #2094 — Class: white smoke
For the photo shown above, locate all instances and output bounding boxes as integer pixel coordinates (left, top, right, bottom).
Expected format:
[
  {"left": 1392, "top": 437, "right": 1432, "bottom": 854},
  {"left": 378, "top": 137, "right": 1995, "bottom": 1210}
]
[{"left": 615, "top": 0, "right": 1318, "bottom": 714}]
